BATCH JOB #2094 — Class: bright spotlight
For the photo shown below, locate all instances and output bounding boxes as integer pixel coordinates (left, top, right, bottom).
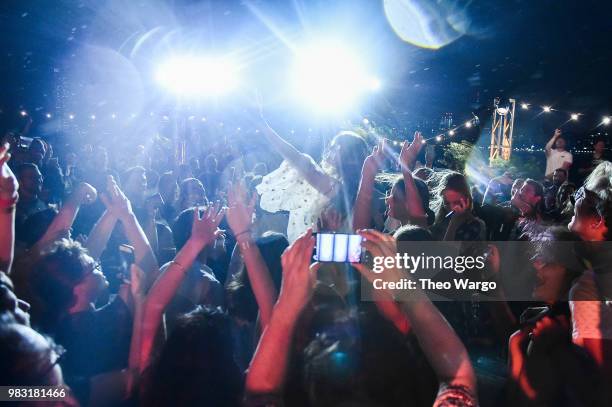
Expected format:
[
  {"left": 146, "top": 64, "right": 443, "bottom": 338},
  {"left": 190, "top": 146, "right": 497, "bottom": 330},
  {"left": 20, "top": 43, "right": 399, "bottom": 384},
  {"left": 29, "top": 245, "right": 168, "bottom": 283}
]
[
  {"left": 571, "top": 113, "right": 579, "bottom": 121},
  {"left": 465, "top": 121, "right": 472, "bottom": 128},
  {"left": 435, "top": 135, "right": 442, "bottom": 142},
  {"left": 449, "top": 130, "right": 455, "bottom": 136},
  {"left": 45, "top": 113, "right": 52, "bottom": 119},
  {"left": 521, "top": 103, "right": 529, "bottom": 110},
  {"left": 603, "top": 116, "right": 611, "bottom": 125},
  {"left": 111, "top": 113, "right": 117, "bottom": 119},
  {"left": 543, "top": 106, "right": 552, "bottom": 113},
  {"left": 291, "top": 42, "right": 379, "bottom": 113},
  {"left": 155, "top": 55, "right": 239, "bottom": 97},
  {"left": 68, "top": 114, "right": 75, "bottom": 120},
  {"left": 20, "top": 110, "right": 27, "bottom": 117},
  {"left": 90, "top": 114, "right": 96, "bottom": 120},
  {"left": 362, "top": 118, "right": 370, "bottom": 125}
]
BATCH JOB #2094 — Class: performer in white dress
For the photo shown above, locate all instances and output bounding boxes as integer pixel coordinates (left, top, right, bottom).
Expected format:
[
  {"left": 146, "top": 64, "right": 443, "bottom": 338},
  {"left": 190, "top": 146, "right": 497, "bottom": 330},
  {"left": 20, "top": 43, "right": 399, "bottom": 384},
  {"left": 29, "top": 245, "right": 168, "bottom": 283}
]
[{"left": 256, "top": 118, "right": 368, "bottom": 242}]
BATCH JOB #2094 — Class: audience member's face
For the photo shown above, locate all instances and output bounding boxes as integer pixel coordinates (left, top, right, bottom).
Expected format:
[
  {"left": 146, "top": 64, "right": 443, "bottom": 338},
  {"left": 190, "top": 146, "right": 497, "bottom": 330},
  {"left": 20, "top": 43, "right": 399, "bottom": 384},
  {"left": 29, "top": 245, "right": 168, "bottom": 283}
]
[
  {"left": 555, "top": 137, "right": 566, "bottom": 150},
  {"left": 18, "top": 168, "right": 43, "bottom": 196},
  {"left": 76, "top": 260, "right": 109, "bottom": 302},
  {"left": 568, "top": 198, "right": 607, "bottom": 241},
  {"left": 183, "top": 181, "right": 206, "bottom": 208},
  {"left": 29, "top": 140, "right": 46, "bottom": 163},
  {"left": 594, "top": 141, "right": 605, "bottom": 154},
  {"left": 552, "top": 169, "right": 567, "bottom": 186},
  {"left": 532, "top": 259, "right": 568, "bottom": 304},
  {"left": 0, "top": 285, "right": 31, "bottom": 326},
  {"left": 443, "top": 189, "right": 468, "bottom": 214},
  {"left": 126, "top": 171, "right": 147, "bottom": 197},
  {"left": 519, "top": 183, "right": 540, "bottom": 207}
]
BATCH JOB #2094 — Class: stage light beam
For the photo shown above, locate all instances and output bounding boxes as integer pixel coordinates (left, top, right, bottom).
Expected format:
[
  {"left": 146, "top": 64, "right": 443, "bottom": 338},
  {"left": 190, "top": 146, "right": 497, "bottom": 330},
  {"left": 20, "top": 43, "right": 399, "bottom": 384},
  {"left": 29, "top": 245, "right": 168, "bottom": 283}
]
[
  {"left": 543, "top": 106, "right": 552, "bottom": 113},
  {"left": 465, "top": 121, "right": 472, "bottom": 128},
  {"left": 521, "top": 103, "right": 529, "bottom": 110},
  {"left": 603, "top": 116, "right": 611, "bottom": 125},
  {"left": 571, "top": 113, "right": 579, "bottom": 121}
]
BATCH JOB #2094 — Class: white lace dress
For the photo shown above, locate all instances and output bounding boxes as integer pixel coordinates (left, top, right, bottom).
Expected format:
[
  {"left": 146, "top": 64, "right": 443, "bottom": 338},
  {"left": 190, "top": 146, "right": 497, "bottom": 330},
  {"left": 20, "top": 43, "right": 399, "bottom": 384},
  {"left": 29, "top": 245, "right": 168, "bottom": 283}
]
[{"left": 256, "top": 159, "right": 335, "bottom": 243}]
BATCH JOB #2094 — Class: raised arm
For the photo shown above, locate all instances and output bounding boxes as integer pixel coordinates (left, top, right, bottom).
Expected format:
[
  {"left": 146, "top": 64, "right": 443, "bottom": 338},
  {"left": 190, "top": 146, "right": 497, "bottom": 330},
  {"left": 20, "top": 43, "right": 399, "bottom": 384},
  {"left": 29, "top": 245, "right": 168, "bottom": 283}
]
[
  {"left": 353, "top": 140, "right": 386, "bottom": 231},
  {"left": 354, "top": 230, "right": 477, "bottom": 396},
  {"left": 139, "top": 205, "right": 224, "bottom": 372},
  {"left": 103, "top": 178, "right": 159, "bottom": 284},
  {"left": 227, "top": 182, "right": 277, "bottom": 327},
  {"left": 245, "top": 230, "right": 317, "bottom": 395},
  {"left": 545, "top": 129, "right": 561, "bottom": 156},
  {"left": 0, "top": 144, "right": 18, "bottom": 273},
  {"left": 35, "top": 182, "right": 97, "bottom": 249},
  {"left": 259, "top": 117, "right": 336, "bottom": 196},
  {"left": 399, "top": 134, "right": 427, "bottom": 226}
]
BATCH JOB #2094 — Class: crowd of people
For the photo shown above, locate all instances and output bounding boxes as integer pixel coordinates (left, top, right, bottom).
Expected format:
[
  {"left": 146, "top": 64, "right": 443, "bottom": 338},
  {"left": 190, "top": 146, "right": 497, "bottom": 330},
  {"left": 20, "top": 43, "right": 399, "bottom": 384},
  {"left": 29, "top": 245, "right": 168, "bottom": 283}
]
[{"left": 1, "top": 111, "right": 611, "bottom": 407}]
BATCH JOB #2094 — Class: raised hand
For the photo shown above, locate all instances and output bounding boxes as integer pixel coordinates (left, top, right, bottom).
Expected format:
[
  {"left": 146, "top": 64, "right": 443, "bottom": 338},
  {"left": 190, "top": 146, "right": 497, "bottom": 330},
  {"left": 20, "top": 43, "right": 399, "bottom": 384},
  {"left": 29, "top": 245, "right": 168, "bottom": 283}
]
[
  {"left": 74, "top": 182, "right": 98, "bottom": 205},
  {"left": 0, "top": 143, "right": 18, "bottom": 201},
  {"left": 100, "top": 176, "right": 133, "bottom": 220},
  {"left": 190, "top": 202, "right": 226, "bottom": 248},
  {"left": 226, "top": 181, "right": 256, "bottom": 239},
  {"left": 362, "top": 139, "right": 387, "bottom": 176},
  {"left": 553, "top": 128, "right": 562, "bottom": 138},
  {"left": 277, "top": 228, "right": 318, "bottom": 312},
  {"left": 399, "top": 131, "right": 424, "bottom": 171}
]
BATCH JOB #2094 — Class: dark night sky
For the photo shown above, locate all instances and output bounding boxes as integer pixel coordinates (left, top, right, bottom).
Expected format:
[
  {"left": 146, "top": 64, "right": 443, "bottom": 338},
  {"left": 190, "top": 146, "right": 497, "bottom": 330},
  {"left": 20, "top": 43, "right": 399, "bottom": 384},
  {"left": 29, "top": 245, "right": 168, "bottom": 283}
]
[{"left": 0, "top": 0, "right": 610, "bottom": 145}]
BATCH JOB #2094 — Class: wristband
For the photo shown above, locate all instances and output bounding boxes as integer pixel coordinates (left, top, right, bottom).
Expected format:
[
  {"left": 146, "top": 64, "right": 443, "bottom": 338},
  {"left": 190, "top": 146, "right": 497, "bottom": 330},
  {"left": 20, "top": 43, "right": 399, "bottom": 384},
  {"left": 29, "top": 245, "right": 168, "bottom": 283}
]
[{"left": 234, "top": 229, "right": 251, "bottom": 239}]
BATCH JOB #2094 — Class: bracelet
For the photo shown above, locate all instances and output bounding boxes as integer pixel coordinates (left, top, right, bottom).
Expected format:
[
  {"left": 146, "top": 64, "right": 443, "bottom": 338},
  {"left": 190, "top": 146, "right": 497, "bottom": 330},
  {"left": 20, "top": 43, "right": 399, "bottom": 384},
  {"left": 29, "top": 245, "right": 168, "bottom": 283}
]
[{"left": 234, "top": 229, "right": 251, "bottom": 239}]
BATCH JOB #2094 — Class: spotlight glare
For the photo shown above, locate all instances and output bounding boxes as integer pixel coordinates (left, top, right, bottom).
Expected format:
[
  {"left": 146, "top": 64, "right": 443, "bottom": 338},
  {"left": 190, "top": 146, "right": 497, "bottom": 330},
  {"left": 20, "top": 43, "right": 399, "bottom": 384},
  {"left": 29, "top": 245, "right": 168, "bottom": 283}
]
[
  {"left": 68, "top": 114, "right": 75, "bottom": 120},
  {"left": 421, "top": 139, "right": 426, "bottom": 144},
  {"left": 111, "top": 113, "right": 117, "bottom": 119},
  {"left": 155, "top": 55, "right": 239, "bottom": 97},
  {"left": 45, "top": 113, "right": 52, "bottom": 119},
  {"left": 465, "top": 121, "right": 472, "bottom": 128},
  {"left": 435, "top": 135, "right": 442, "bottom": 142},
  {"left": 291, "top": 42, "right": 378, "bottom": 113},
  {"left": 90, "top": 114, "right": 96, "bottom": 120},
  {"left": 543, "top": 106, "right": 551, "bottom": 113},
  {"left": 603, "top": 116, "right": 611, "bottom": 125},
  {"left": 362, "top": 118, "right": 370, "bottom": 125},
  {"left": 521, "top": 103, "right": 529, "bottom": 110},
  {"left": 571, "top": 113, "right": 579, "bottom": 121},
  {"left": 449, "top": 129, "right": 455, "bottom": 136}
]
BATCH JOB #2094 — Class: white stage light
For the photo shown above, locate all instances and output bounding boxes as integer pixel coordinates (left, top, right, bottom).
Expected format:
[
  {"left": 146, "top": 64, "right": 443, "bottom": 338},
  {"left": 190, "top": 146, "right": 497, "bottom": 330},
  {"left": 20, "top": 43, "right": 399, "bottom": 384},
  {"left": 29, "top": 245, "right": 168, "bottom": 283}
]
[
  {"left": 45, "top": 113, "right": 52, "bottom": 119},
  {"left": 20, "top": 110, "right": 27, "bottom": 117},
  {"left": 68, "top": 114, "right": 75, "bottom": 120},
  {"left": 111, "top": 113, "right": 117, "bottom": 119},
  {"left": 571, "top": 113, "right": 579, "bottom": 121},
  {"left": 449, "top": 130, "right": 455, "bottom": 136},
  {"left": 291, "top": 42, "right": 379, "bottom": 113},
  {"left": 603, "top": 116, "right": 611, "bottom": 125},
  {"left": 465, "top": 121, "right": 472, "bottom": 128},
  {"left": 521, "top": 103, "right": 529, "bottom": 109},
  {"left": 155, "top": 55, "right": 239, "bottom": 97},
  {"left": 90, "top": 114, "right": 96, "bottom": 120},
  {"left": 543, "top": 106, "right": 551, "bottom": 113}
]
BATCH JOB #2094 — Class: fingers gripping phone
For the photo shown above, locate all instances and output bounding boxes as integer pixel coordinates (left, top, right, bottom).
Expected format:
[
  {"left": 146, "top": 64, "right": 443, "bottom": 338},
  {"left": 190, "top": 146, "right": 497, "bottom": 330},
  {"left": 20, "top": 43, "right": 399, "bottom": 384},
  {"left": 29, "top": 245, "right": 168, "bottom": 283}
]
[{"left": 314, "top": 233, "right": 363, "bottom": 263}]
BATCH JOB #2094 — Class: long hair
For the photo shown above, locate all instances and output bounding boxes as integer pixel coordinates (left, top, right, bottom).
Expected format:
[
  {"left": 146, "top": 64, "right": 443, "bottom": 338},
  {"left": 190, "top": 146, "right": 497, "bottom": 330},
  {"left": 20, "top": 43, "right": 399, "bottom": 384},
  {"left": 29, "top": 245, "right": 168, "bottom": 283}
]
[
  {"left": 430, "top": 171, "right": 473, "bottom": 223},
  {"left": 321, "top": 131, "right": 369, "bottom": 210}
]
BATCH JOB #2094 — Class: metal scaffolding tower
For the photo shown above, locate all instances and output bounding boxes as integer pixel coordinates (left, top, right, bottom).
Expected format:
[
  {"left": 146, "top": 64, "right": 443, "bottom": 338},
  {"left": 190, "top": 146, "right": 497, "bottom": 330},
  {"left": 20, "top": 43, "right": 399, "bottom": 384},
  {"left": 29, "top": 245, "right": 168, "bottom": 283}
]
[{"left": 489, "top": 98, "right": 516, "bottom": 164}]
